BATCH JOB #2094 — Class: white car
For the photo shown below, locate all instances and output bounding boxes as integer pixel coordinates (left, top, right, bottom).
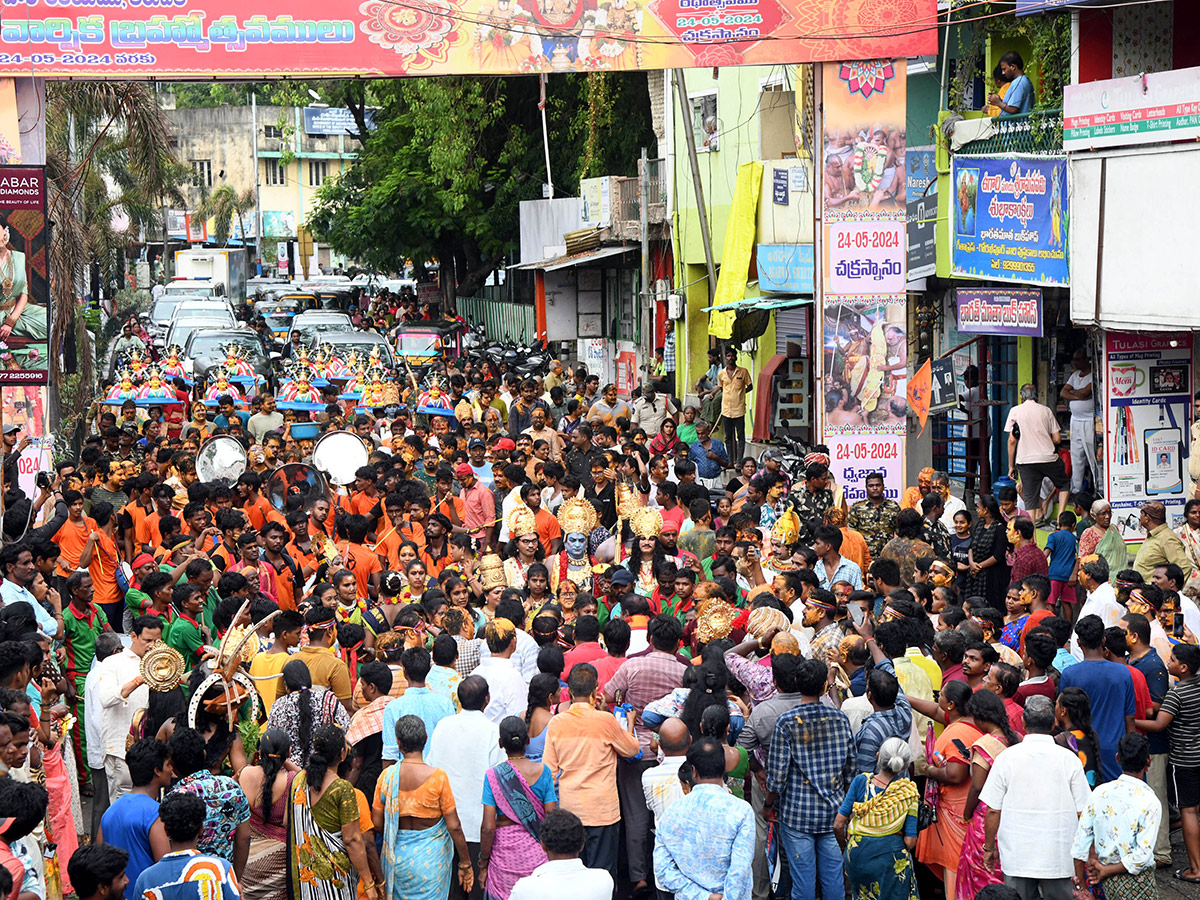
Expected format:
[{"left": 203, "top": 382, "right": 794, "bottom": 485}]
[
  {"left": 166, "top": 315, "right": 236, "bottom": 352},
  {"left": 169, "top": 298, "right": 236, "bottom": 326}
]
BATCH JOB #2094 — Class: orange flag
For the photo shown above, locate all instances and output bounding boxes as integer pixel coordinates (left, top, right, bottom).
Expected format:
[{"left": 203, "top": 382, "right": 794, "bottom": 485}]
[{"left": 907, "top": 358, "right": 932, "bottom": 435}]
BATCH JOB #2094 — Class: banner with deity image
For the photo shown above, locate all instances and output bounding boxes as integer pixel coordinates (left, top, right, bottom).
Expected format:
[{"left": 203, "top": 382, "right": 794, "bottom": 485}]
[{"left": 821, "top": 59, "right": 907, "bottom": 440}]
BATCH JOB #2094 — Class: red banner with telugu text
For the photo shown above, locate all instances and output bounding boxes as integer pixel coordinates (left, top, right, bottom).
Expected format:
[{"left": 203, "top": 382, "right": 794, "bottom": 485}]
[{"left": 0, "top": 0, "right": 936, "bottom": 79}]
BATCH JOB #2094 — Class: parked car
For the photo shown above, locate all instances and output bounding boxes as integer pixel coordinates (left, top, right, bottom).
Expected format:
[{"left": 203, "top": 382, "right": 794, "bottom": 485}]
[
  {"left": 287, "top": 311, "right": 354, "bottom": 347},
  {"left": 169, "top": 297, "right": 236, "bottom": 326},
  {"left": 146, "top": 293, "right": 206, "bottom": 345},
  {"left": 166, "top": 315, "right": 237, "bottom": 352}
]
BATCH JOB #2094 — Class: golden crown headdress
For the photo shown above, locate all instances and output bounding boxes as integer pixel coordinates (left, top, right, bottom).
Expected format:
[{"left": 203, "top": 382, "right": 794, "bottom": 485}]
[
  {"left": 507, "top": 503, "right": 538, "bottom": 538},
  {"left": 629, "top": 506, "right": 663, "bottom": 539},
  {"left": 557, "top": 497, "right": 599, "bottom": 536},
  {"left": 771, "top": 509, "right": 802, "bottom": 545}
]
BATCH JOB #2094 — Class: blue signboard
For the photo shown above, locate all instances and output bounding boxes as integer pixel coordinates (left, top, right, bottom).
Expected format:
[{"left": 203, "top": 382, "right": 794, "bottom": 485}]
[
  {"left": 756, "top": 244, "right": 815, "bottom": 293},
  {"left": 949, "top": 155, "right": 1069, "bottom": 287},
  {"left": 1017, "top": 0, "right": 1102, "bottom": 14},
  {"left": 906, "top": 147, "right": 937, "bottom": 279}
]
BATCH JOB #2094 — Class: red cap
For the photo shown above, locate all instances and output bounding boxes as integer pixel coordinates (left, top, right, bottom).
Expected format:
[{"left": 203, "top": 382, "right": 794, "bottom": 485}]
[
  {"left": 455, "top": 463, "right": 475, "bottom": 481},
  {"left": 494, "top": 437, "right": 516, "bottom": 452}
]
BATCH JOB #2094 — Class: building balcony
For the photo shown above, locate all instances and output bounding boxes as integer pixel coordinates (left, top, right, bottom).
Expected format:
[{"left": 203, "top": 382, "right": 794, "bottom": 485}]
[
  {"left": 606, "top": 158, "right": 669, "bottom": 242},
  {"left": 940, "top": 108, "right": 1064, "bottom": 159}
]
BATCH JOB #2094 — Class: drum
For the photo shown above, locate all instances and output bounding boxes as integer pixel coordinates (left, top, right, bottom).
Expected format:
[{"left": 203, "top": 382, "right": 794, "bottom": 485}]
[
  {"left": 311, "top": 430, "right": 369, "bottom": 486},
  {"left": 265, "top": 463, "right": 327, "bottom": 512},
  {"left": 195, "top": 435, "right": 248, "bottom": 486}
]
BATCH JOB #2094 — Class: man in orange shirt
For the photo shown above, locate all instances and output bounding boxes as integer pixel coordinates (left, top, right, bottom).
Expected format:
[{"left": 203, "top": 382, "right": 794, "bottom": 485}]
[
  {"left": 121, "top": 473, "right": 155, "bottom": 562},
  {"left": 238, "top": 471, "right": 285, "bottom": 531},
  {"left": 520, "top": 483, "right": 562, "bottom": 557},
  {"left": 136, "top": 483, "right": 176, "bottom": 554},
  {"left": 543, "top": 661, "right": 640, "bottom": 879},
  {"left": 285, "top": 509, "right": 319, "bottom": 576},
  {"left": 211, "top": 508, "right": 246, "bottom": 573},
  {"left": 432, "top": 468, "right": 465, "bottom": 533},
  {"left": 78, "top": 501, "right": 123, "bottom": 627},
  {"left": 53, "top": 490, "right": 98, "bottom": 578},
  {"left": 372, "top": 494, "right": 407, "bottom": 570},
  {"left": 349, "top": 465, "right": 381, "bottom": 518},
  {"left": 338, "top": 514, "right": 382, "bottom": 601},
  {"left": 402, "top": 495, "right": 430, "bottom": 549},
  {"left": 261, "top": 520, "right": 305, "bottom": 611}
]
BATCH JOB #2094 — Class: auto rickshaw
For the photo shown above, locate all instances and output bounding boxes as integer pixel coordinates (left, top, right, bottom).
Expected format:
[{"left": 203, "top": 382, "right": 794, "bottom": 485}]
[{"left": 391, "top": 319, "right": 467, "bottom": 367}]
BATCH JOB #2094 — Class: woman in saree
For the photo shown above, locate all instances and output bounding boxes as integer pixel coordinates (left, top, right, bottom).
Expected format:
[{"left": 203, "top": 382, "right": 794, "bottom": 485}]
[
  {"left": 478, "top": 717, "right": 558, "bottom": 899},
  {"left": 1080, "top": 499, "right": 1129, "bottom": 584},
  {"left": 237, "top": 728, "right": 296, "bottom": 900},
  {"left": 913, "top": 680, "right": 981, "bottom": 900},
  {"left": 373, "top": 714, "right": 474, "bottom": 900},
  {"left": 288, "top": 724, "right": 378, "bottom": 900},
  {"left": 955, "top": 690, "right": 1021, "bottom": 899},
  {"left": 833, "top": 737, "right": 919, "bottom": 900}
]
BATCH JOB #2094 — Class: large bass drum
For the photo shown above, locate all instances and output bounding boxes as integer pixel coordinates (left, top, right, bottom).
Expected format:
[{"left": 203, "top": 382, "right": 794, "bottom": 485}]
[
  {"left": 311, "top": 430, "right": 368, "bottom": 486},
  {"left": 266, "top": 463, "right": 327, "bottom": 512},
  {"left": 195, "top": 436, "right": 248, "bottom": 486}
]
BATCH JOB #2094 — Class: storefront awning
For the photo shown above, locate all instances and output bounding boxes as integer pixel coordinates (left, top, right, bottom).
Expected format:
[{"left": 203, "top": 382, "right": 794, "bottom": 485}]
[
  {"left": 510, "top": 245, "right": 636, "bottom": 271},
  {"left": 701, "top": 295, "right": 812, "bottom": 312}
]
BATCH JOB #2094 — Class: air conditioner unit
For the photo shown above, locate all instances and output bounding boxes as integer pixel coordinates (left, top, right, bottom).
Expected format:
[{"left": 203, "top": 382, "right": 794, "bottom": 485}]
[{"left": 667, "top": 292, "right": 685, "bottom": 320}]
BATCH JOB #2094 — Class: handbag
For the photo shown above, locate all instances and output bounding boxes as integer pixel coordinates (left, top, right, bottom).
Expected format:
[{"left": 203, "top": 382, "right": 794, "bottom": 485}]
[{"left": 916, "top": 799, "right": 936, "bottom": 831}]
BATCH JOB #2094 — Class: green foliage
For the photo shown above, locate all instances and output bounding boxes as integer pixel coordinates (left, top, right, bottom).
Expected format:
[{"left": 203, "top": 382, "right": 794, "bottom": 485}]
[
  {"left": 308, "top": 73, "right": 652, "bottom": 296},
  {"left": 946, "top": 4, "right": 1070, "bottom": 112}
]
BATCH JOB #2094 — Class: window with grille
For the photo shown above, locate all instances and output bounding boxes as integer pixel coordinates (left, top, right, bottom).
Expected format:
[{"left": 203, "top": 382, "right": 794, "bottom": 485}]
[
  {"left": 309, "top": 160, "right": 328, "bottom": 187},
  {"left": 264, "top": 124, "right": 282, "bottom": 139},
  {"left": 191, "top": 159, "right": 212, "bottom": 188},
  {"left": 264, "top": 159, "right": 286, "bottom": 186}
]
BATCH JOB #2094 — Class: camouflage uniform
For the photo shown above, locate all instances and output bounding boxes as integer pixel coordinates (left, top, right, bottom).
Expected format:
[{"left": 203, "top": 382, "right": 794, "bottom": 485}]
[{"left": 847, "top": 499, "right": 901, "bottom": 560}]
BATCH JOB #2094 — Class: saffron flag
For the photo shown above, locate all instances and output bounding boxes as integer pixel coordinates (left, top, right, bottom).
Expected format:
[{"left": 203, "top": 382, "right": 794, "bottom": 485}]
[{"left": 908, "top": 358, "right": 931, "bottom": 435}]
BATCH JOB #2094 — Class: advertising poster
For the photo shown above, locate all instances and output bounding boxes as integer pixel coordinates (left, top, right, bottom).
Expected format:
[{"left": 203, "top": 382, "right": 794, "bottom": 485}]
[
  {"left": 1064, "top": 66, "right": 1200, "bottom": 152},
  {"left": 821, "top": 59, "right": 908, "bottom": 451},
  {"left": 955, "top": 287, "right": 1043, "bottom": 336},
  {"left": 950, "top": 154, "right": 1069, "bottom": 286},
  {"left": 906, "top": 146, "right": 936, "bottom": 279},
  {"left": 1105, "top": 331, "right": 1191, "bottom": 541},
  {"left": 0, "top": 167, "right": 48, "bottom": 386},
  {"left": 827, "top": 434, "right": 904, "bottom": 505},
  {"left": 0, "top": 0, "right": 936, "bottom": 79},
  {"left": 1, "top": 383, "right": 50, "bottom": 503}
]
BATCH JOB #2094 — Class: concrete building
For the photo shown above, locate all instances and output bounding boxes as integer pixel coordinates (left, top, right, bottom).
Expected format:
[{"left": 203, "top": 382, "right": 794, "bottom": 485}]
[{"left": 161, "top": 99, "right": 360, "bottom": 270}]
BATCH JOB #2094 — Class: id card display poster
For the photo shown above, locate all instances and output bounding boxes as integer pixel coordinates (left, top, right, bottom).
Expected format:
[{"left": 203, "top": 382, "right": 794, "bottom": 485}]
[{"left": 1105, "top": 332, "right": 1191, "bottom": 541}]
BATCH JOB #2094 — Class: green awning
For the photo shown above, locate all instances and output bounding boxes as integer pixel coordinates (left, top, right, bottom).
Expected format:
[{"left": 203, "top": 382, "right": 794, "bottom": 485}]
[{"left": 702, "top": 295, "right": 813, "bottom": 312}]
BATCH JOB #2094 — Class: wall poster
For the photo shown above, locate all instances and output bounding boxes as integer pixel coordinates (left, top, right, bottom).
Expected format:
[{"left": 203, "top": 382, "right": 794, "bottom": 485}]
[{"left": 1105, "top": 331, "right": 1191, "bottom": 541}]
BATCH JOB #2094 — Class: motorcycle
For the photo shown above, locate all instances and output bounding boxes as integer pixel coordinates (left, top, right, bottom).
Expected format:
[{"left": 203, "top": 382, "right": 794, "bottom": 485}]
[
  {"left": 480, "top": 336, "right": 553, "bottom": 379},
  {"left": 765, "top": 417, "right": 811, "bottom": 485}
]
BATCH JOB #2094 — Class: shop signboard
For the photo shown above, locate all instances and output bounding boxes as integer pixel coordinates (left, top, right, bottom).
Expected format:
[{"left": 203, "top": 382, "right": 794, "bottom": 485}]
[
  {"left": 1104, "top": 331, "right": 1191, "bottom": 541},
  {"left": 955, "top": 287, "right": 1043, "bottom": 337},
  {"left": 949, "top": 154, "right": 1069, "bottom": 286},
  {"left": 906, "top": 146, "right": 937, "bottom": 280},
  {"left": 0, "top": 0, "right": 936, "bottom": 79},
  {"left": 1064, "top": 66, "right": 1200, "bottom": 152},
  {"left": 756, "top": 244, "right": 814, "bottom": 293},
  {"left": 302, "top": 106, "right": 376, "bottom": 136},
  {"left": 0, "top": 167, "right": 47, "bottom": 386},
  {"left": 928, "top": 357, "right": 958, "bottom": 415}
]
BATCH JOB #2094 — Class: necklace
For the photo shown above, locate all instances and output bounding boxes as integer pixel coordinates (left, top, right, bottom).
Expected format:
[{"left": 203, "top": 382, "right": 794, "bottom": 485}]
[{"left": 0, "top": 251, "right": 11, "bottom": 301}]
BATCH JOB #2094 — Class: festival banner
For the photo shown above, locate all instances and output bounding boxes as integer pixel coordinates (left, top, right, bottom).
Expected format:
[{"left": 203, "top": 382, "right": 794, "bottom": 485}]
[
  {"left": 955, "top": 287, "right": 1043, "bottom": 337},
  {"left": 0, "top": 167, "right": 48, "bottom": 386},
  {"left": 906, "top": 145, "right": 936, "bottom": 280},
  {"left": 0, "top": 383, "right": 50, "bottom": 503},
  {"left": 0, "top": 0, "right": 936, "bottom": 79},
  {"left": 1104, "top": 331, "right": 1192, "bottom": 540},
  {"left": 821, "top": 59, "right": 907, "bottom": 443},
  {"left": 949, "top": 154, "right": 1069, "bottom": 286}
]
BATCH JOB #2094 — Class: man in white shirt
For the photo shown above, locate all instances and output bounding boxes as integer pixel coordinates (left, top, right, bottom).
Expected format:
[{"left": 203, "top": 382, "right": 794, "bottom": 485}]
[
  {"left": 980, "top": 695, "right": 1091, "bottom": 900},
  {"left": 1060, "top": 349, "right": 1098, "bottom": 495},
  {"left": 509, "top": 809, "right": 614, "bottom": 900},
  {"left": 934, "top": 472, "right": 966, "bottom": 532},
  {"left": 427, "top": 675, "right": 506, "bottom": 900},
  {"left": 473, "top": 618, "right": 529, "bottom": 723},
  {"left": 84, "top": 632, "right": 124, "bottom": 836},
  {"left": 479, "top": 598, "right": 539, "bottom": 681},
  {"left": 641, "top": 717, "right": 690, "bottom": 823},
  {"left": 1072, "top": 555, "right": 1123, "bottom": 657},
  {"left": 95, "top": 614, "right": 162, "bottom": 800},
  {"left": 1005, "top": 383, "right": 1070, "bottom": 520}
]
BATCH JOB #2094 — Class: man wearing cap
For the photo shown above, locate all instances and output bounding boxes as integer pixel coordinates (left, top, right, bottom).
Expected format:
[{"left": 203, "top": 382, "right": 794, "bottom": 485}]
[
  {"left": 458, "top": 463, "right": 496, "bottom": 551},
  {"left": 467, "top": 437, "right": 494, "bottom": 488},
  {"left": 631, "top": 384, "right": 679, "bottom": 436},
  {"left": 1133, "top": 501, "right": 1192, "bottom": 581}
]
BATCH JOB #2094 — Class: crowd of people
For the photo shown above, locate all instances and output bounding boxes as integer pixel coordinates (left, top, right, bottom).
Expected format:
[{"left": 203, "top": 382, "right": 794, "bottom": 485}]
[{"left": 1, "top": 341, "right": 1199, "bottom": 900}]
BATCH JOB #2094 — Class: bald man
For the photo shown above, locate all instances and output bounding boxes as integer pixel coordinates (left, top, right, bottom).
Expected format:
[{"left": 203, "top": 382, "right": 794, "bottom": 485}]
[{"left": 642, "top": 717, "right": 691, "bottom": 830}]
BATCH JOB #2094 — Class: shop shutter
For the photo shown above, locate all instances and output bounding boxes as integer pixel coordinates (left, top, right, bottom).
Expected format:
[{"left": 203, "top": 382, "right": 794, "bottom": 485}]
[{"left": 775, "top": 305, "right": 810, "bottom": 357}]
